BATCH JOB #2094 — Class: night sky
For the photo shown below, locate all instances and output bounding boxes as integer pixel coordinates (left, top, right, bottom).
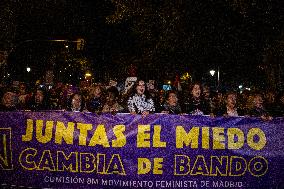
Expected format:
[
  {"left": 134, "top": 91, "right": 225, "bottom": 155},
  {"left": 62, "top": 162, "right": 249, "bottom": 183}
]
[{"left": 1, "top": 0, "right": 284, "bottom": 89}]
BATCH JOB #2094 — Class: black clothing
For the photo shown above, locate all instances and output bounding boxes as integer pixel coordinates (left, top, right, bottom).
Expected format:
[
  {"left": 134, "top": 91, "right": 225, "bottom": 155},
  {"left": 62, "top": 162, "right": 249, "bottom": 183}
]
[
  {"left": 183, "top": 97, "right": 211, "bottom": 115},
  {"left": 161, "top": 102, "right": 182, "bottom": 114}
]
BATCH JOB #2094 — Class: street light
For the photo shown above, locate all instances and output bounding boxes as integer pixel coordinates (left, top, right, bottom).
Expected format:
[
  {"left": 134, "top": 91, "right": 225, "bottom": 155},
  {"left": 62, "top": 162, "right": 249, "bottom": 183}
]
[
  {"left": 209, "top": 70, "right": 215, "bottom": 77},
  {"left": 85, "top": 73, "right": 92, "bottom": 77},
  {"left": 26, "top": 67, "right": 31, "bottom": 72},
  {"left": 210, "top": 68, "right": 220, "bottom": 91}
]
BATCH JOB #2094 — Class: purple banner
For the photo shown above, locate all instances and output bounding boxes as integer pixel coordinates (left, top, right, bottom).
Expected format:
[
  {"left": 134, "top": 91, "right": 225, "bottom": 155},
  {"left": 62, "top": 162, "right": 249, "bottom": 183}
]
[{"left": 0, "top": 112, "right": 283, "bottom": 188}]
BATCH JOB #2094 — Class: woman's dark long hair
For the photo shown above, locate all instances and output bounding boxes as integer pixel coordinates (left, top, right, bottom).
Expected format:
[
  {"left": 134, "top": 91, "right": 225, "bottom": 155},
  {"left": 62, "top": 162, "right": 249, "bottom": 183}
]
[
  {"left": 128, "top": 79, "right": 151, "bottom": 99},
  {"left": 29, "top": 87, "right": 50, "bottom": 111},
  {"left": 67, "top": 92, "right": 85, "bottom": 112}
]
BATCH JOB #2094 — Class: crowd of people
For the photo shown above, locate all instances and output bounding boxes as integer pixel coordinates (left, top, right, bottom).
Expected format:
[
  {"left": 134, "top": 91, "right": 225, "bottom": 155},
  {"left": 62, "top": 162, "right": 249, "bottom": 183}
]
[{"left": 0, "top": 78, "right": 283, "bottom": 119}]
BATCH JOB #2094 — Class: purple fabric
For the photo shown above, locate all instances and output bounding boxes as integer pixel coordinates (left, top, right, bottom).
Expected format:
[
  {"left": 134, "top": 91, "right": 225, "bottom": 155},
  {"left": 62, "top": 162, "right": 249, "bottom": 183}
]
[{"left": 0, "top": 112, "right": 283, "bottom": 188}]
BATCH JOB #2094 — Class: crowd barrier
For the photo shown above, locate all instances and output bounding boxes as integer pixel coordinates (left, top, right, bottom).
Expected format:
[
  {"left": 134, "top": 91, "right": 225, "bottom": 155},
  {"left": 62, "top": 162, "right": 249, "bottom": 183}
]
[{"left": 0, "top": 112, "right": 283, "bottom": 188}]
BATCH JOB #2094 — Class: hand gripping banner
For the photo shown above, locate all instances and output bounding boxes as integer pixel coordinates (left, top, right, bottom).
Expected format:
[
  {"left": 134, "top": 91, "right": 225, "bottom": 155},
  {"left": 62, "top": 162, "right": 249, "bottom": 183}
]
[{"left": 0, "top": 112, "right": 283, "bottom": 188}]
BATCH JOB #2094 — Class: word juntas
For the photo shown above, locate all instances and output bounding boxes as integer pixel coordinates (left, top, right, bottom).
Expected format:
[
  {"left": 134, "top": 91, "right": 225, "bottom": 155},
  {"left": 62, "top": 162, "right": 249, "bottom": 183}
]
[{"left": 22, "top": 119, "right": 266, "bottom": 150}]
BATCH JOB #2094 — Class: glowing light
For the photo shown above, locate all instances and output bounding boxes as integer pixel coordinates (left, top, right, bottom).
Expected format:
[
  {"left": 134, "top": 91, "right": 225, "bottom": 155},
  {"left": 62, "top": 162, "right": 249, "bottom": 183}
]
[
  {"left": 26, "top": 67, "right": 31, "bottom": 72},
  {"left": 239, "top": 85, "right": 243, "bottom": 89},
  {"left": 210, "top": 70, "right": 215, "bottom": 76},
  {"left": 181, "top": 72, "right": 191, "bottom": 81}
]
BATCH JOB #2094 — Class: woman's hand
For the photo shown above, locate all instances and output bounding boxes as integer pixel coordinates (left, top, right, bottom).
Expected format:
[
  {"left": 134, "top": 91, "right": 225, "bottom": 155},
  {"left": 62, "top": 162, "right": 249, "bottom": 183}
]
[
  {"left": 161, "top": 111, "right": 169, "bottom": 114},
  {"left": 130, "top": 111, "right": 136, "bottom": 115},
  {"left": 142, "top": 111, "right": 149, "bottom": 117}
]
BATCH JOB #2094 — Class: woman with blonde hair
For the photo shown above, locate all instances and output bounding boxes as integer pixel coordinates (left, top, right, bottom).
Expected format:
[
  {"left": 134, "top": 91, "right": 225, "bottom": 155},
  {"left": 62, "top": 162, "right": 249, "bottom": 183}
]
[{"left": 86, "top": 84, "right": 104, "bottom": 113}]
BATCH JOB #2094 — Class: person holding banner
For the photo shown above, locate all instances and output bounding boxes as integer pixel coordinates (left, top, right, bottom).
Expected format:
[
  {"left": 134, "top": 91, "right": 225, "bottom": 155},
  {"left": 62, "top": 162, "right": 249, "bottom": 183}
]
[
  {"left": 161, "top": 90, "right": 182, "bottom": 114},
  {"left": 127, "top": 79, "right": 155, "bottom": 116},
  {"left": 183, "top": 82, "right": 211, "bottom": 115},
  {"left": 86, "top": 85, "right": 104, "bottom": 113},
  {"left": 28, "top": 88, "right": 50, "bottom": 111},
  {"left": 67, "top": 93, "right": 85, "bottom": 112},
  {"left": 102, "top": 86, "right": 124, "bottom": 113},
  {"left": 214, "top": 92, "right": 243, "bottom": 117},
  {"left": 249, "top": 92, "right": 272, "bottom": 120},
  {"left": 0, "top": 88, "right": 18, "bottom": 111}
]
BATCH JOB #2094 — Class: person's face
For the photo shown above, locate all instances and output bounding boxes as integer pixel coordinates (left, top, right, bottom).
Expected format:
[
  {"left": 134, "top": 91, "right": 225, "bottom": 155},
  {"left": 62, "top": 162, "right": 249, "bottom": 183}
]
[
  {"left": 148, "top": 80, "right": 155, "bottom": 90},
  {"left": 203, "top": 88, "right": 210, "bottom": 98},
  {"left": 254, "top": 95, "right": 263, "bottom": 107},
  {"left": 72, "top": 94, "right": 81, "bottom": 108},
  {"left": 109, "top": 80, "right": 117, "bottom": 87},
  {"left": 35, "top": 90, "right": 44, "bottom": 104},
  {"left": 266, "top": 92, "right": 275, "bottom": 103},
  {"left": 67, "top": 88, "right": 73, "bottom": 97},
  {"left": 168, "top": 93, "right": 177, "bottom": 105},
  {"left": 192, "top": 84, "right": 201, "bottom": 98},
  {"left": 2, "top": 92, "right": 16, "bottom": 107},
  {"left": 106, "top": 92, "right": 116, "bottom": 105},
  {"left": 227, "top": 94, "right": 236, "bottom": 107},
  {"left": 136, "top": 81, "right": 145, "bottom": 95},
  {"left": 94, "top": 87, "right": 101, "bottom": 97},
  {"left": 125, "top": 78, "right": 135, "bottom": 89},
  {"left": 19, "top": 84, "right": 26, "bottom": 95}
]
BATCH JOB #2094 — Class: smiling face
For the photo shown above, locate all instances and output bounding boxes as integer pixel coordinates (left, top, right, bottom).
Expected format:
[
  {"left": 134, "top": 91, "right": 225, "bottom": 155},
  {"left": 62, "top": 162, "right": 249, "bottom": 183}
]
[
  {"left": 136, "top": 80, "right": 146, "bottom": 95},
  {"left": 192, "top": 84, "right": 201, "bottom": 98}
]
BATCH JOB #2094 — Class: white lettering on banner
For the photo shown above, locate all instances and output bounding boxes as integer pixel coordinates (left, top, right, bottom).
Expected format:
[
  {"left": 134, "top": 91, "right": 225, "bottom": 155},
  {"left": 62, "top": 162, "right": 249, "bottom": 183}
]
[
  {"left": 101, "top": 179, "right": 154, "bottom": 188},
  {"left": 156, "top": 180, "right": 198, "bottom": 188},
  {"left": 212, "top": 180, "right": 244, "bottom": 188},
  {"left": 87, "top": 178, "right": 99, "bottom": 185},
  {"left": 44, "top": 176, "right": 85, "bottom": 184}
]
